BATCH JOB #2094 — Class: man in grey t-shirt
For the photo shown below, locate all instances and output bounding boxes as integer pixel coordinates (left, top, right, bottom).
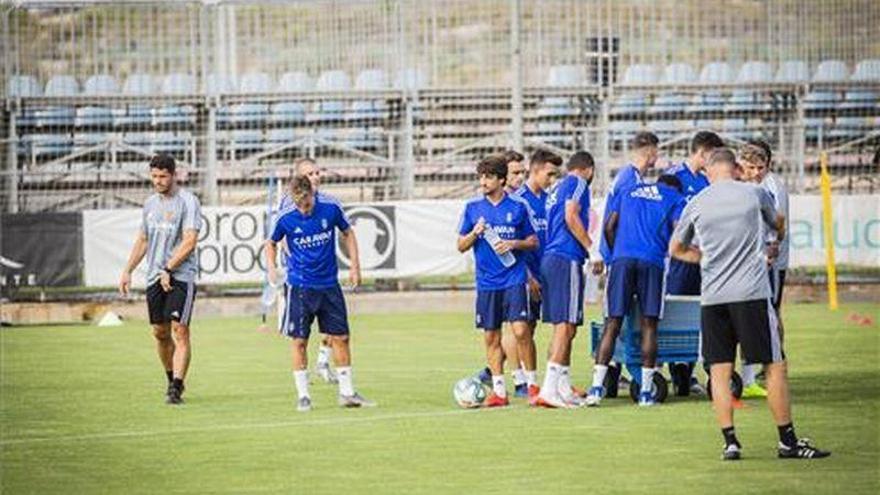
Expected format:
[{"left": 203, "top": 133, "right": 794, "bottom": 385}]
[
  {"left": 119, "top": 154, "right": 202, "bottom": 405},
  {"left": 670, "top": 148, "right": 829, "bottom": 461}
]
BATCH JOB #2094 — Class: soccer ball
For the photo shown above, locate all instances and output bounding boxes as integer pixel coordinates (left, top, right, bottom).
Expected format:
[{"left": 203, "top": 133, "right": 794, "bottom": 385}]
[{"left": 453, "top": 377, "right": 487, "bottom": 408}]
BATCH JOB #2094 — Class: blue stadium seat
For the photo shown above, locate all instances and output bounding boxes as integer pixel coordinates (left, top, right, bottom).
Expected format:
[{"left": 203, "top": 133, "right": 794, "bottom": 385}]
[
  {"left": 610, "top": 64, "right": 658, "bottom": 142},
  {"left": 393, "top": 68, "right": 427, "bottom": 91},
  {"left": 152, "top": 73, "right": 197, "bottom": 154},
  {"left": 115, "top": 73, "right": 156, "bottom": 126},
  {"left": 206, "top": 73, "right": 236, "bottom": 124},
  {"left": 723, "top": 61, "right": 773, "bottom": 138},
  {"left": 230, "top": 72, "right": 272, "bottom": 152},
  {"left": 647, "top": 63, "right": 697, "bottom": 138},
  {"left": 346, "top": 69, "right": 389, "bottom": 149},
  {"left": 689, "top": 62, "right": 733, "bottom": 131},
  {"left": 6, "top": 75, "right": 42, "bottom": 129},
  {"left": 154, "top": 73, "right": 196, "bottom": 126},
  {"left": 31, "top": 75, "right": 79, "bottom": 157},
  {"left": 805, "top": 60, "right": 849, "bottom": 140},
  {"left": 35, "top": 75, "right": 79, "bottom": 127},
  {"left": 267, "top": 71, "right": 312, "bottom": 147},
  {"left": 834, "top": 59, "right": 880, "bottom": 138},
  {"left": 537, "top": 65, "right": 586, "bottom": 147},
  {"left": 74, "top": 74, "right": 119, "bottom": 152},
  {"left": 309, "top": 70, "right": 351, "bottom": 122},
  {"left": 774, "top": 60, "right": 809, "bottom": 83}
]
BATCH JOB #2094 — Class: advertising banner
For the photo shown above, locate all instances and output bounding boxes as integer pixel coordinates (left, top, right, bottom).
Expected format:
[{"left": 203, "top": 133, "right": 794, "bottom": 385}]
[{"left": 81, "top": 195, "right": 879, "bottom": 287}]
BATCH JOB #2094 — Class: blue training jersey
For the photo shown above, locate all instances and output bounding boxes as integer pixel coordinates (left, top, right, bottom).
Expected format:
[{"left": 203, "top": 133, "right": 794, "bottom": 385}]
[
  {"left": 662, "top": 162, "right": 709, "bottom": 202},
  {"left": 607, "top": 182, "right": 685, "bottom": 268},
  {"left": 270, "top": 197, "right": 351, "bottom": 288},
  {"left": 544, "top": 175, "right": 591, "bottom": 264},
  {"left": 599, "top": 164, "right": 642, "bottom": 262},
  {"left": 458, "top": 194, "right": 535, "bottom": 291},
  {"left": 511, "top": 184, "right": 547, "bottom": 280}
]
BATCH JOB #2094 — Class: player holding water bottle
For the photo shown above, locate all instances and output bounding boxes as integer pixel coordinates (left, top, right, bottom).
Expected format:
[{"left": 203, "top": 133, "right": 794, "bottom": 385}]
[{"left": 457, "top": 154, "right": 539, "bottom": 407}]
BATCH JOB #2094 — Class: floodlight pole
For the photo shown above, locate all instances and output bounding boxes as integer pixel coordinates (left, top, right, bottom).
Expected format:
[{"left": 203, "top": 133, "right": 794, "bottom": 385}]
[{"left": 510, "top": 0, "right": 524, "bottom": 152}]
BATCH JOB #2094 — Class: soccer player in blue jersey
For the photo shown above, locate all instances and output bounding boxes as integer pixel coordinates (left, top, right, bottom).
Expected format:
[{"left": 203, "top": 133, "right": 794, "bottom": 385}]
[
  {"left": 458, "top": 154, "right": 538, "bottom": 407},
  {"left": 662, "top": 131, "right": 723, "bottom": 294},
  {"left": 509, "top": 149, "right": 562, "bottom": 398},
  {"left": 277, "top": 157, "right": 339, "bottom": 384},
  {"left": 265, "top": 176, "right": 374, "bottom": 412},
  {"left": 661, "top": 130, "right": 724, "bottom": 396},
  {"left": 534, "top": 151, "right": 595, "bottom": 409},
  {"left": 597, "top": 131, "right": 659, "bottom": 273},
  {"left": 585, "top": 175, "right": 686, "bottom": 407}
]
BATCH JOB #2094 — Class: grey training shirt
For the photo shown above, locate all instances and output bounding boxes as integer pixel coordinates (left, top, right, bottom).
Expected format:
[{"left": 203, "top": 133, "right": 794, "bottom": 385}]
[
  {"left": 672, "top": 179, "right": 777, "bottom": 306},
  {"left": 141, "top": 188, "right": 202, "bottom": 284}
]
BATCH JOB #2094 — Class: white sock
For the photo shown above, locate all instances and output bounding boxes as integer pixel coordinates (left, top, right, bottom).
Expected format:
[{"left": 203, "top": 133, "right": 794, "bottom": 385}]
[
  {"left": 317, "top": 345, "right": 331, "bottom": 367},
  {"left": 337, "top": 366, "right": 354, "bottom": 396},
  {"left": 592, "top": 364, "right": 608, "bottom": 389},
  {"left": 557, "top": 366, "right": 573, "bottom": 398},
  {"left": 541, "top": 362, "right": 561, "bottom": 396},
  {"left": 293, "top": 370, "right": 310, "bottom": 399},
  {"left": 524, "top": 370, "right": 537, "bottom": 387},
  {"left": 492, "top": 375, "right": 507, "bottom": 398},
  {"left": 640, "top": 367, "right": 654, "bottom": 394},
  {"left": 741, "top": 363, "right": 757, "bottom": 386},
  {"left": 512, "top": 368, "right": 526, "bottom": 386}
]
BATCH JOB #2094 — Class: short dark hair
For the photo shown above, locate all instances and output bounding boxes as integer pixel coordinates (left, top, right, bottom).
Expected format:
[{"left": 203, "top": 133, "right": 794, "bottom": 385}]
[
  {"left": 149, "top": 154, "right": 176, "bottom": 173},
  {"left": 503, "top": 150, "right": 525, "bottom": 164},
  {"left": 657, "top": 174, "right": 683, "bottom": 193},
  {"left": 566, "top": 150, "right": 595, "bottom": 171},
  {"left": 749, "top": 139, "right": 773, "bottom": 165},
  {"left": 529, "top": 149, "right": 563, "bottom": 168},
  {"left": 630, "top": 131, "right": 659, "bottom": 150},
  {"left": 708, "top": 148, "right": 737, "bottom": 168},
  {"left": 691, "top": 131, "right": 724, "bottom": 153},
  {"left": 477, "top": 154, "right": 509, "bottom": 182}
]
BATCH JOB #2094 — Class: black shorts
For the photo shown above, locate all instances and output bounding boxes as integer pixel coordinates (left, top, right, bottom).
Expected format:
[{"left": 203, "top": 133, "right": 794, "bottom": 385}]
[
  {"left": 701, "top": 299, "right": 784, "bottom": 366},
  {"left": 147, "top": 278, "right": 197, "bottom": 326},
  {"left": 768, "top": 268, "right": 787, "bottom": 310}
]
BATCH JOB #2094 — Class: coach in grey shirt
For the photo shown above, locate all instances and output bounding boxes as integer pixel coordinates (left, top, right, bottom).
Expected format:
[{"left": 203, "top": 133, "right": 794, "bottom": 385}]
[
  {"left": 669, "top": 148, "right": 829, "bottom": 461},
  {"left": 119, "top": 154, "right": 202, "bottom": 405}
]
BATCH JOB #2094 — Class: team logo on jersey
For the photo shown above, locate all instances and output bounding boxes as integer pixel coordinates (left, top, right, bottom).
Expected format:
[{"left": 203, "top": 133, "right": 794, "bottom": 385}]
[
  {"left": 294, "top": 227, "right": 303, "bottom": 234},
  {"left": 506, "top": 212, "right": 513, "bottom": 223},
  {"left": 336, "top": 205, "right": 396, "bottom": 271},
  {"left": 321, "top": 218, "right": 328, "bottom": 230}
]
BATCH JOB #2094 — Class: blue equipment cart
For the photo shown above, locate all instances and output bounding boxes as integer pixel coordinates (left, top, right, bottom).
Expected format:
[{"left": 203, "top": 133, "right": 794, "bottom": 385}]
[{"left": 590, "top": 295, "right": 742, "bottom": 402}]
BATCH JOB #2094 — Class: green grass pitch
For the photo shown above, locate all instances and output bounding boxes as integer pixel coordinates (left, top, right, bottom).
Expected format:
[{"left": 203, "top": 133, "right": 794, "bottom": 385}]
[{"left": 1, "top": 302, "right": 878, "bottom": 494}]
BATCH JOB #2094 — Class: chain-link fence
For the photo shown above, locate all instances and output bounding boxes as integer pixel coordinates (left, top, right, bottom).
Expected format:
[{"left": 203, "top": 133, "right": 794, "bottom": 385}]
[{"left": 2, "top": 0, "right": 879, "bottom": 212}]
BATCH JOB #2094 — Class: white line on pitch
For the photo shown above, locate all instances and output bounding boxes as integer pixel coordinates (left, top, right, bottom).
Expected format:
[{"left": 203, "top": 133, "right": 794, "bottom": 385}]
[{"left": 2, "top": 406, "right": 565, "bottom": 447}]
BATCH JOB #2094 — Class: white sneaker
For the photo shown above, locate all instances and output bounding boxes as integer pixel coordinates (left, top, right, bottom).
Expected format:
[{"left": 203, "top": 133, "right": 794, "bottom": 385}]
[{"left": 585, "top": 386, "right": 604, "bottom": 407}]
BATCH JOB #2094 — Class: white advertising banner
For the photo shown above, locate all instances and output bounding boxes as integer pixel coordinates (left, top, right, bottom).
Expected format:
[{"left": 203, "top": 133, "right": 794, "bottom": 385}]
[{"left": 82, "top": 195, "right": 878, "bottom": 287}]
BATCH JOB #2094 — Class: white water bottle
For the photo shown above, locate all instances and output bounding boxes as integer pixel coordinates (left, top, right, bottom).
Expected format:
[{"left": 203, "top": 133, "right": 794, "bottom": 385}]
[{"left": 483, "top": 224, "right": 516, "bottom": 267}]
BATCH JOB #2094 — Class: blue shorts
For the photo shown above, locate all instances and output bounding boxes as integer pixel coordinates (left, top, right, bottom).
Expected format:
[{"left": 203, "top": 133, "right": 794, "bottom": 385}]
[
  {"left": 540, "top": 254, "right": 585, "bottom": 325},
  {"left": 665, "top": 258, "right": 701, "bottom": 296},
  {"left": 281, "top": 284, "right": 349, "bottom": 339},
  {"left": 606, "top": 257, "right": 666, "bottom": 319},
  {"left": 475, "top": 284, "right": 531, "bottom": 330}
]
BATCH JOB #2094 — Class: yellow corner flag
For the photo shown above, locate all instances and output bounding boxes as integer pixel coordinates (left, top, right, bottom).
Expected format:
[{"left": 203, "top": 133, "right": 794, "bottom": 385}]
[{"left": 819, "top": 152, "right": 839, "bottom": 310}]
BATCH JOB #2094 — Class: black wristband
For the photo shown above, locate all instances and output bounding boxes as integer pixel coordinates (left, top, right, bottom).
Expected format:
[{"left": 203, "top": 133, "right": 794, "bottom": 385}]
[{"left": 162, "top": 267, "right": 174, "bottom": 276}]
